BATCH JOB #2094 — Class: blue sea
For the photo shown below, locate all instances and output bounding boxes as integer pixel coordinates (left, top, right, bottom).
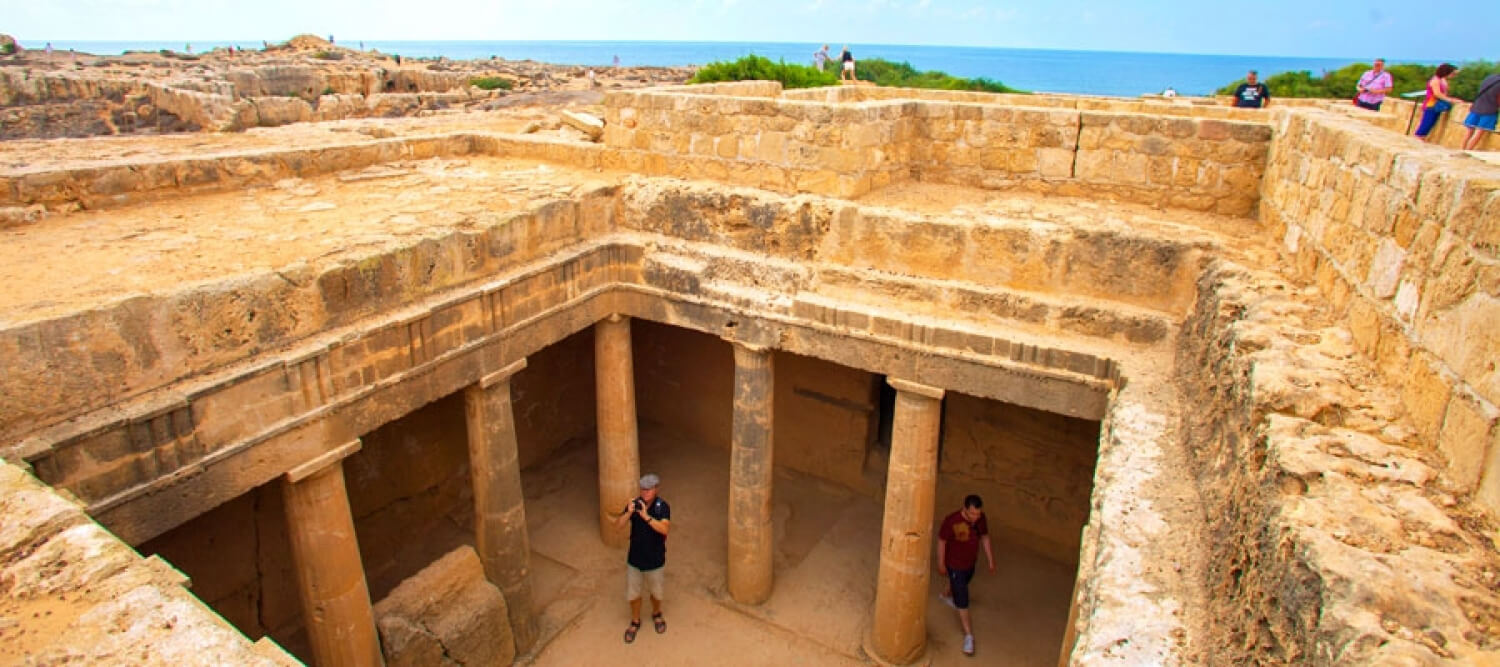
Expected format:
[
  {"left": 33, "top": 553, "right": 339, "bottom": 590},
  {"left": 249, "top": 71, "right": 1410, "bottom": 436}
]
[{"left": 40, "top": 39, "right": 1384, "bottom": 98}]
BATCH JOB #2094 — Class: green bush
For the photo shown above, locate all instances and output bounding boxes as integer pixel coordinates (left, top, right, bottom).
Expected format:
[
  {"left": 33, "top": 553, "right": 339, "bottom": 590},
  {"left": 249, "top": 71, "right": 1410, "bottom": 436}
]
[
  {"left": 689, "top": 54, "right": 1023, "bottom": 94},
  {"left": 1216, "top": 60, "right": 1500, "bottom": 101},
  {"left": 0, "top": 43, "right": 14, "bottom": 56},
  {"left": 854, "top": 58, "right": 1024, "bottom": 94},
  {"left": 312, "top": 51, "right": 343, "bottom": 61},
  {"left": 690, "top": 55, "right": 837, "bottom": 88},
  {"left": 470, "top": 76, "right": 514, "bottom": 91}
]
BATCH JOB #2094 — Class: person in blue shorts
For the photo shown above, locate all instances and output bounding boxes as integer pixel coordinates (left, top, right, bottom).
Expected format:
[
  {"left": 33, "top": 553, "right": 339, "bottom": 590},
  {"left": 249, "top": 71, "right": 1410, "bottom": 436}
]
[{"left": 1463, "top": 72, "right": 1500, "bottom": 150}]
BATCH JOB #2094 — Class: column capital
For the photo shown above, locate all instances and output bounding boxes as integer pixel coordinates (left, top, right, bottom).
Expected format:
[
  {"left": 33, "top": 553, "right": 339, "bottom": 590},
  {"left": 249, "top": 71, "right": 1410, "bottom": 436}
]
[
  {"left": 478, "top": 357, "right": 528, "bottom": 390},
  {"left": 887, "top": 377, "right": 945, "bottom": 400},
  {"left": 724, "top": 338, "right": 771, "bottom": 355},
  {"left": 285, "top": 439, "right": 362, "bottom": 484},
  {"left": 604, "top": 313, "right": 627, "bottom": 323}
]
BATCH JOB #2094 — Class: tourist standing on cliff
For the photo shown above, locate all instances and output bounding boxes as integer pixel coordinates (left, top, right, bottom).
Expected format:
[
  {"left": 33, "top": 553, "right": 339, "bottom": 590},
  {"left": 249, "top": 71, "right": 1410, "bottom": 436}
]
[
  {"left": 839, "top": 46, "right": 856, "bottom": 82},
  {"left": 1231, "top": 70, "right": 1270, "bottom": 108},
  {"left": 813, "top": 44, "right": 830, "bottom": 71},
  {"left": 937, "top": 495, "right": 996, "bottom": 657},
  {"left": 614, "top": 474, "right": 671, "bottom": 644},
  {"left": 1354, "top": 58, "right": 1394, "bottom": 111},
  {"left": 1462, "top": 72, "right": 1500, "bottom": 150},
  {"left": 1415, "top": 64, "right": 1460, "bottom": 141}
]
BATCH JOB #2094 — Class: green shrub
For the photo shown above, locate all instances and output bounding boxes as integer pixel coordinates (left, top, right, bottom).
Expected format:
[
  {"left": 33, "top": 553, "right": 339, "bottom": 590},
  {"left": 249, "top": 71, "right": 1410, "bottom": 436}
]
[
  {"left": 0, "top": 43, "right": 14, "bottom": 56},
  {"left": 470, "top": 76, "right": 514, "bottom": 91},
  {"left": 312, "top": 51, "right": 343, "bottom": 61},
  {"left": 322, "top": 86, "right": 336, "bottom": 96},
  {"left": 1216, "top": 60, "right": 1500, "bottom": 101},
  {"left": 690, "top": 55, "right": 838, "bottom": 88},
  {"left": 853, "top": 58, "right": 1024, "bottom": 93},
  {"left": 688, "top": 54, "right": 1023, "bottom": 93}
]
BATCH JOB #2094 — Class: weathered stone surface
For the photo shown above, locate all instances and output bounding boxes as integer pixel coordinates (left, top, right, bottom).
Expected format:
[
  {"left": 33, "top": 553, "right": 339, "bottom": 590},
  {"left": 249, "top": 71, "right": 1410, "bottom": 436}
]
[
  {"left": 0, "top": 460, "right": 294, "bottom": 665},
  {"left": 560, "top": 110, "right": 605, "bottom": 140},
  {"left": 374, "top": 546, "right": 514, "bottom": 667}
]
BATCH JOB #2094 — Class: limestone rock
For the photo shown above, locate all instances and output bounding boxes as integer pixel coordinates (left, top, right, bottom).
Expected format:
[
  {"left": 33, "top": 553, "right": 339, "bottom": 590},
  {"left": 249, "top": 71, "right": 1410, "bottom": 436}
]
[
  {"left": 374, "top": 546, "right": 514, "bottom": 667},
  {"left": 561, "top": 110, "right": 604, "bottom": 141}
]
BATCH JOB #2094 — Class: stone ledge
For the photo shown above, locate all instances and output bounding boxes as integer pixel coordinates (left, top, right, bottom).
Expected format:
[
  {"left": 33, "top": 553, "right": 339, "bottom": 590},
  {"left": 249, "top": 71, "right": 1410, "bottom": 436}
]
[{"left": 0, "top": 459, "right": 296, "bottom": 666}]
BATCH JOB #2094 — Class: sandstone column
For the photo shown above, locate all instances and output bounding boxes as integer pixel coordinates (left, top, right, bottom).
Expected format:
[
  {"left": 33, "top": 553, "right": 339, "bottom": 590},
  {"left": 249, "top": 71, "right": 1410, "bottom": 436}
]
[
  {"left": 870, "top": 378, "right": 945, "bottom": 664},
  {"left": 727, "top": 343, "right": 775, "bottom": 604},
  {"left": 595, "top": 314, "right": 640, "bottom": 547},
  {"left": 281, "top": 439, "right": 383, "bottom": 667},
  {"left": 463, "top": 358, "right": 537, "bottom": 653}
]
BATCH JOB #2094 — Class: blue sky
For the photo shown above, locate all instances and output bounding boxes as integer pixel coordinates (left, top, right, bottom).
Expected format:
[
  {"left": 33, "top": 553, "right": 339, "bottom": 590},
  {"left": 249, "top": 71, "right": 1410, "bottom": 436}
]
[{"left": 7, "top": 0, "right": 1494, "bottom": 60}]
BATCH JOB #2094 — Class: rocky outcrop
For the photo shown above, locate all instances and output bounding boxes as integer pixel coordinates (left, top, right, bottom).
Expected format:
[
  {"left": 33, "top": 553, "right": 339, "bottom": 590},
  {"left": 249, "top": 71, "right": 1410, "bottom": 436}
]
[
  {"left": 1178, "top": 259, "right": 1500, "bottom": 664},
  {"left": 374, "top": 546, "right": 515, "bottom": 666}
]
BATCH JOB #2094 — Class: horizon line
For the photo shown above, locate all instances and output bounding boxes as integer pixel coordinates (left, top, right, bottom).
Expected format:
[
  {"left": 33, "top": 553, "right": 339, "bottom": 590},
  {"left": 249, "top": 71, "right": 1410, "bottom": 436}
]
[{"left": 18, "top": 37, "right": 1459, "bottom": 64}]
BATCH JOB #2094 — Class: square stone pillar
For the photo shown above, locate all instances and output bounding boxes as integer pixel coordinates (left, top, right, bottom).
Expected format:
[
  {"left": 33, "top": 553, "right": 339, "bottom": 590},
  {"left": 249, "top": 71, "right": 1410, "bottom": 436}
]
[
  {"left": 595, "top": 314, "right": 640, "bottom": 547},
  {"left": 728, "top": 342, "right": 774, "bottom": 604},
  {"left": 281, "top": 439, "right": 383, "bottom": 667},
  {"left": 870, "top": 378, "right": 944, "bottom": 664},
  {"left": 463, "top": 357, "right": 537, "bottom": 653}
]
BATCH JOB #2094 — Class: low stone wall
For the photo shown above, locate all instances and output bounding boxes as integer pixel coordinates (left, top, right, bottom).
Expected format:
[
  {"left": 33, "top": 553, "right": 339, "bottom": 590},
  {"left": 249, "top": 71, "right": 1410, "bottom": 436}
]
[
  {"left": 0, "top": 133, "right": 477, "bottom": 213},
  {"left": 603, "top": 85, "right": 1272, "bottom": 212},
  {"left": 1260, "top": 109, "right": 1500, "bottom": 514}
]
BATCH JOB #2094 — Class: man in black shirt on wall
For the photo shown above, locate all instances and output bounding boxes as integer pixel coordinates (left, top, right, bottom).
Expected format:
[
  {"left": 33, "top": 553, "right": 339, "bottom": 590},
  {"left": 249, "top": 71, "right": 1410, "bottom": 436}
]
[
  {"left": 614, "top": 473, "right": 672, "bottom": 643},
  {"left": 1232, "top": 70, "right": 1271, "bottom": 108}
]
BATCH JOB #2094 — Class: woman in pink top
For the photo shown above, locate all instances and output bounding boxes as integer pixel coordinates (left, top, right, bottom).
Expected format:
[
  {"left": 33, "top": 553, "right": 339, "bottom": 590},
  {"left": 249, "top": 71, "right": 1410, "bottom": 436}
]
[{"left": 1415, "top": 63, "right": 1460, "bottom": 141}]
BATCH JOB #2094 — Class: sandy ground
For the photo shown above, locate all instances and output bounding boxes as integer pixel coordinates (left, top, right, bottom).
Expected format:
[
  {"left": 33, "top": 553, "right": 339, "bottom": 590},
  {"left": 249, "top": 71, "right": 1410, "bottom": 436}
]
[{"left": 514, "top": 425, "right": 1076, "bottom": 666}]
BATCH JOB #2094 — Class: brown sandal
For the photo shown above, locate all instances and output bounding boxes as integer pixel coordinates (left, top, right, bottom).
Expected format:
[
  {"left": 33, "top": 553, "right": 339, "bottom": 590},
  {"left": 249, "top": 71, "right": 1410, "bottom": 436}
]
[
  {"left": 652, "top": 612, "right": 667, "bottom": 634},
  {"left": 623, "top": 620, "right": 641, "bottom": 643}
]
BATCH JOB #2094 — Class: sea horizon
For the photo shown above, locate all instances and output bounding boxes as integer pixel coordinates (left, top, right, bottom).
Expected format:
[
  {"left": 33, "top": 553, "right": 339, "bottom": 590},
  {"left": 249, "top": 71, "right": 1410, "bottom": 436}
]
[{"left": 29, "top": 39, "right": 1416, "bottom": 98}]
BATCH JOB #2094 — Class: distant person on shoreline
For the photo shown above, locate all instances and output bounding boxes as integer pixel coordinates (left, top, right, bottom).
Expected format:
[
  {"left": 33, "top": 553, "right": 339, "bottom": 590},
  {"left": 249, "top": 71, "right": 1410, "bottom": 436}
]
[
  {"left": 1462, "top": 72, "right": 1500, "bottom": 150},
  {"left": 813, "top": 44, "right": 830, "bottom": 71},
  {"left": 1414, "top": 63, "right": 1460, "bottom": 141},
  {"left": 1354, "top": 58, "right": 1393, "bottom": 111},
  {"left": 1231, "top": 70, "right": 1270, "bottom": 108},
  {"left": 613, "top": 54, "right": 621, "bottom": 67},
  {"left": 839, "top": 46, "right": 855, "bottom": 82},
  {"left": 1162, "top": 86, "right": 1177, "bottom": 98}
]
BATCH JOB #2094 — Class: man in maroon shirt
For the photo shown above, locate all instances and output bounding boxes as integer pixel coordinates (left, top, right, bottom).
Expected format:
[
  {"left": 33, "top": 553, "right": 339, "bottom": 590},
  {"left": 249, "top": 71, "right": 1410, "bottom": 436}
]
[{"left": 938, "top": 494, "right": 996, "bottom": 657}]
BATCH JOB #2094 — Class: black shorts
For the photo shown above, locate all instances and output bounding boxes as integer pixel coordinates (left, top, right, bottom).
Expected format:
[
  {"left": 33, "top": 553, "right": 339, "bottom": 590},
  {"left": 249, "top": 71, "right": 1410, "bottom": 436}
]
[
  {"left": 948, "top": 568, "right": 975, "bottom": 609},
  {"left": 1355, "top": 99, "right": 1382, "bottom": 112}
]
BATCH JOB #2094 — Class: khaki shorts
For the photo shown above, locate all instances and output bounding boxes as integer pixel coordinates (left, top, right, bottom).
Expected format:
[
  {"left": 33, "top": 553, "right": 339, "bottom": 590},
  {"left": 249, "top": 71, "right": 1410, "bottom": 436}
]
[{"left": 626, "top": 564, "right": 665, "bottom": 602}]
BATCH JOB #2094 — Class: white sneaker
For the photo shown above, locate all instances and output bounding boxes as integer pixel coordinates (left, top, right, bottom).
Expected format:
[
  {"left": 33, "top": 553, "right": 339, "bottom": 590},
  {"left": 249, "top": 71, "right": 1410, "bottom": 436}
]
[
  {"left": 939, "top": 593, "right": 956, "bottom": 609},
  {"left": 962, "top": 634, "right": 974, "bottom": 656}
]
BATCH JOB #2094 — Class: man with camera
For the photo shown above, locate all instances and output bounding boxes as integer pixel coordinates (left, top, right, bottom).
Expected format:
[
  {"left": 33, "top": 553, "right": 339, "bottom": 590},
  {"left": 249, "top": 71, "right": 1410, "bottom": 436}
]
[{"left": 614, "top": 473, "right": 671, "bottom": 643}]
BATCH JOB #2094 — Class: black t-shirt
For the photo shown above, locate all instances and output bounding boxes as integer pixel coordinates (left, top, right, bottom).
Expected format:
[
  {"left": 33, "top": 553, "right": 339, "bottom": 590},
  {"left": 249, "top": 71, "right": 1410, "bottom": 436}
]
[
  {"left": 1233, "top": 82, "right": 1269, "bottom": 108},
  {"left": 627, "top": 497, "right": 671, "bottom": 571},
  {"left": 841, "top": 50, "right": 853, "bottom": 63},
  {"left": 1474, "top": 74, "right": 1500, "bottom": 116}
]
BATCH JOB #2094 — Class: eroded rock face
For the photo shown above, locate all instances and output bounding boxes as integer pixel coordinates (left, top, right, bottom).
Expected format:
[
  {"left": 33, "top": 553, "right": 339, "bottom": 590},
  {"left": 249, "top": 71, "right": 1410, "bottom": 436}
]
[
  {"left": 374, "top": 546, "right": 514, "bottom": 666},
  {"left": 1178, "top": 260, "right": 1500, "bottom": 664}
]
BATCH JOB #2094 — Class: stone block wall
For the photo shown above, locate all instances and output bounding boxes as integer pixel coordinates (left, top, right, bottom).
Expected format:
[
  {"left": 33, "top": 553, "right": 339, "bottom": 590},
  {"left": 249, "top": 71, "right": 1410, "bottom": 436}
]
[
  {"left": 602, "top": 89, "right": 917, "bottom": 198},
  {"left": 603, "top": 85, "right": 1272, "bottom": 212},
  {"left": 1260, "top": 109, "right": 1500, "bottom": 513}
]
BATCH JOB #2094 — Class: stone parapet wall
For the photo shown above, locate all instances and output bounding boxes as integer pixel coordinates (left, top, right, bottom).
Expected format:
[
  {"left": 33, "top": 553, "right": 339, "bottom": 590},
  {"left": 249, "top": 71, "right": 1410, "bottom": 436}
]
[
  {"left": 603, "top": 85, "right": 1272, "bottom": 212},
  {"left": 1174, "top": 258, "right": 1500, "bottom": 664},
  {"left": 1260, "top": 109, "right": 1500, "bottom": 514}
]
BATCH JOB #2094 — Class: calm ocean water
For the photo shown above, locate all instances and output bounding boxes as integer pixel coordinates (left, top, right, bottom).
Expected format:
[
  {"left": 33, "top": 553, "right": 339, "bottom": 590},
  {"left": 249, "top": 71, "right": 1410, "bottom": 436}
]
[{"left": 43, "top": 39, "right": 1377, "bottom": 98}]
